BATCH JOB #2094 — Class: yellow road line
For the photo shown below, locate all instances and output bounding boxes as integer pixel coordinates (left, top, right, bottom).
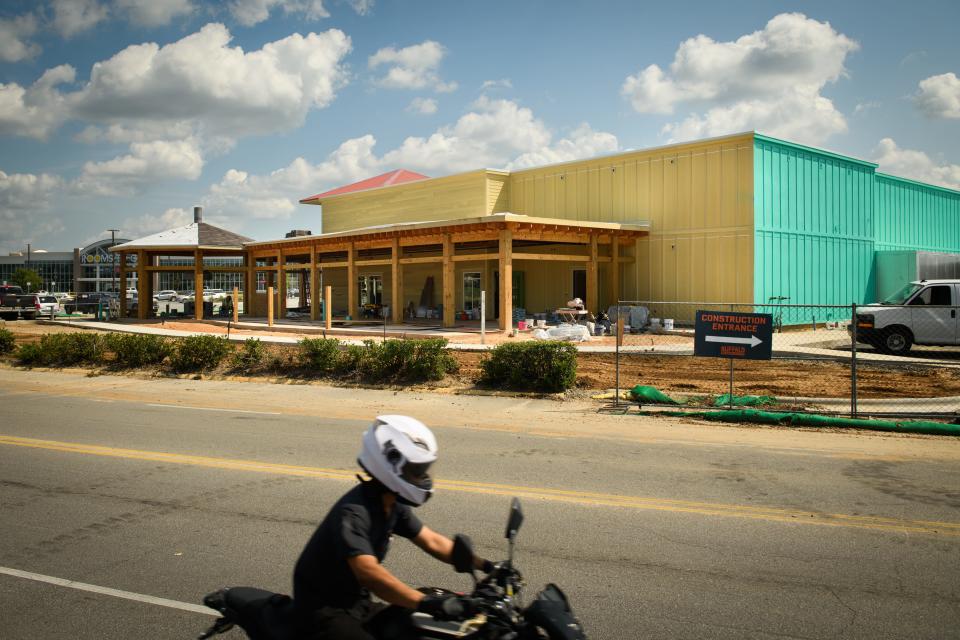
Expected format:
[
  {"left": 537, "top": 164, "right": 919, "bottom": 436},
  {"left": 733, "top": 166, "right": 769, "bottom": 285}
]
[{"left": 2, "top": 434, "right": 959, "bottom": 537}]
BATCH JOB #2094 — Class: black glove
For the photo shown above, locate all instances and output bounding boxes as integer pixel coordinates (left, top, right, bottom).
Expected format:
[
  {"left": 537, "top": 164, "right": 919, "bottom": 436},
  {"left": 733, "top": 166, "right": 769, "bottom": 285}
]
[
  {"left": 480, "top": 558, "right": 495, "bottom": 574},
  {"left": 417, "top": 594, "right": 477, "bottom": 621}
]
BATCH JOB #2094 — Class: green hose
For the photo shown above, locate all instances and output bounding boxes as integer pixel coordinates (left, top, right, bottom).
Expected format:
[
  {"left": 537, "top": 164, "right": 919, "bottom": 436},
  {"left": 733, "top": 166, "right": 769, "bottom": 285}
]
[{"left": 656, "top": 409, "right": 959, "bottom": 436}]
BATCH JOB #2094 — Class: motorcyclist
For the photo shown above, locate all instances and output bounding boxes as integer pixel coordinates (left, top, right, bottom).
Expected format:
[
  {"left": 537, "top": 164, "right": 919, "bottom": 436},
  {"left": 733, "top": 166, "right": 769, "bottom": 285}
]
[{"left": 292, "top": 415, "right": 493, "bottom": 639}]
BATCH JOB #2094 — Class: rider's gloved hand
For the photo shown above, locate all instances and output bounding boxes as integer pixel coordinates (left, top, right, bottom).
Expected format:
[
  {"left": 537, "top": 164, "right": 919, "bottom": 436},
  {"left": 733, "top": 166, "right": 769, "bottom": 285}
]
[
  {"left": 417, "top": 594, "right": 477, "bottom": 621},
  {"left": 480, "top": 559, "right": 496, "bottom": 573}
]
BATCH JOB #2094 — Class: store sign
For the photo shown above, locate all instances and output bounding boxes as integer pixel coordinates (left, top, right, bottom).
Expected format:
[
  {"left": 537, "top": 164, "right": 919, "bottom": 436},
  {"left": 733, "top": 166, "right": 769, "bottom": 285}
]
[{"left": 80, "top": 246, "right": 137, "bottom": 267}]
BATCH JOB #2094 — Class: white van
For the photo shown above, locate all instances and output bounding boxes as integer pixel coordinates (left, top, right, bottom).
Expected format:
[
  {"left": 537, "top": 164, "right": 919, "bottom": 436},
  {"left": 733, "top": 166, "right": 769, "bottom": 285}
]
[{"left": 852, "top": 280, "right": 959, "bottom": 355}]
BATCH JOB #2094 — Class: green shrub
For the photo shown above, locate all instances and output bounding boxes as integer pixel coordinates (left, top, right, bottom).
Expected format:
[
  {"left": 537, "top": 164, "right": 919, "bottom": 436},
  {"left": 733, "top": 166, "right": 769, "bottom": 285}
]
[
  {"left": 298, "top": 337, "right": 342, "bottom": 374},
  {"left": 232, "top": 338, "right": 266, "bottom": 370},
  {"left": 337, "top": 344, "right": 367, "bottom": 375},
  {"left": 480, "top": 341, "right": 578, "bottom": 392},
  {"left": 15, "top": 342, "right": 43, "bottom": 365},
  {"left": 0, "top": 327, "right": 15, "bottom": 354},
  {"left": 29, "top": 332, "right": 107, "bottom": 366},
  {"left": 169, "top": 335, "right": 232, "bottom": 372},
  {"left": 352, "top": 338, "right": 456, "bottom": 382},
  {"left": 108, "top": 334, "right": 171, "bottom": 368}
]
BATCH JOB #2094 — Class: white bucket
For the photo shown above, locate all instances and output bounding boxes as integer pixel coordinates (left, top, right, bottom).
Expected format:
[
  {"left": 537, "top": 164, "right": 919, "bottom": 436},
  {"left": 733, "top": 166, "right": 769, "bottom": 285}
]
[
  {"left": 650, "top": 317, "right": 661, "bottom": 333},
  {"left": 586, "top": 321, "right": 595, "bottom": 335},
  {"left": 663, "top": 318, "right": 674, "bottom": 331}
]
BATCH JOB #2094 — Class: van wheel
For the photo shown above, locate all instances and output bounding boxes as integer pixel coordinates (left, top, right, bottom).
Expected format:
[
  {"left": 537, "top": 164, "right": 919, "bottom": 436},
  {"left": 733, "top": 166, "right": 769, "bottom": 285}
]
[{"left": 880, "top": 328, "right": 912, "bottom": 355}]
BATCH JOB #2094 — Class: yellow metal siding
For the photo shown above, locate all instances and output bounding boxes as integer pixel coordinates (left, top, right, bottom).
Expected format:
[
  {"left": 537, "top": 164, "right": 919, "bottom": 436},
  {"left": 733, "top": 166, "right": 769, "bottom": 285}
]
[
  {"left": 486, "top": 174, "right": 510, "bottom": 214},
  {"left": 508, "top": 135, "right": 754, "bottom": 306},
  {"left": 321, "top": 171, "right": 489, "bottom": 233}
]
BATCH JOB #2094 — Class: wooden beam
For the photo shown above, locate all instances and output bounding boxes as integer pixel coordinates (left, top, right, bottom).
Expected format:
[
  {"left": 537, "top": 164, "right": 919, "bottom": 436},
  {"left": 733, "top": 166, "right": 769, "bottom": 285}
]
[
  {"left": 355, "top": 258, "right": 393, "bottom": 267},
  {"left": 316, "top": 261, "right": 349, "bottom": 268},
  {"left": 451, "top": 253, "right": 498, "bottom": 262},
  {"left": 324, "top": 285, "right": 332, "bottom": 330},
  {"left": 194, "top": 249, "right": 204, "bottom": 320},
  {"left": 399, "top": 256, "right": 443, "bottom": 265},
  {"left": 136, "top": 250, "right": 147, "bottom": 320},
  {"left": 399, "top": 234, "right": 444, "bottom": 247},
  {"left": 451, "top": 231, "right": 498, "bottom": 243},
  {"left": 347, "top": 242, "right": 356, "bottom": 319},
  {"left": 118, "top": 255, "right": 127, "bottom": 317},
  {"left": 391, "top": 237, "right": 401, "bottom": 322},
  {"left": 310, "top": 250, "right": 319, "bottom": 321},
  {"left": 442, "top": 234, "right": 454, "bottom": 328},
  {"left": 512, "top": 253, "right": 590, "bottom": 262},
  {"left": 513, "top": 230, "right": 590, "bottom": 244},
  {"left": 611, "top": 237, "right": 620, "bottom": 308},
  {"left": 586, "top": 234, "right": 598, "bottom": 314},
  {"left": 277, "top": 252, "right": 286, "bottom": 318},
  {"left": 498, "top": 228, "right": 512, "bottom": 331}
]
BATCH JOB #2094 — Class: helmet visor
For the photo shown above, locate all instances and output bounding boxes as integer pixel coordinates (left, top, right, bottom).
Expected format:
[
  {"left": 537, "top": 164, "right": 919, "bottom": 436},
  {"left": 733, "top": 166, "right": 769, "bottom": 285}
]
[{"left": 401, "top": 460, "right": 433, "bottom": 490}]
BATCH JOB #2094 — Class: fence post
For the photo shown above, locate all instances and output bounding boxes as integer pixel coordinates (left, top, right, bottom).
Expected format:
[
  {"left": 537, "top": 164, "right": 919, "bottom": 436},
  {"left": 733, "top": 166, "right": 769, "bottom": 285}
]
[
  {"left": 614, "top": 302, "right": 620, "bottom": 407},
  {"left": 851, "top": 302, "right": 858, "bottom": 418},
  {"left": 728, "top": 303, "right": 736, "bottom": 408}
]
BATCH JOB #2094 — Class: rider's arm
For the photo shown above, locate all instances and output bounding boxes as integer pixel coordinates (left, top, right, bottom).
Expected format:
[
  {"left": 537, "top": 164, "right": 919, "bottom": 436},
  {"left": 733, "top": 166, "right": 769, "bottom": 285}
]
[
  {"left": 413, "top": 525, "right": 490, "bottom": 571},
  {"left": 347, "top": 554, "right": 424, "bottom": 609}
]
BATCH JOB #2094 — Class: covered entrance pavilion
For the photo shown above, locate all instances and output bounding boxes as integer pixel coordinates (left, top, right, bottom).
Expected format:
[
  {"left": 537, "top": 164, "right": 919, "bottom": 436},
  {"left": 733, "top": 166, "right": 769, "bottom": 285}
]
[{"left": 245, "top": 214, "right": 647, "bottom": 330}]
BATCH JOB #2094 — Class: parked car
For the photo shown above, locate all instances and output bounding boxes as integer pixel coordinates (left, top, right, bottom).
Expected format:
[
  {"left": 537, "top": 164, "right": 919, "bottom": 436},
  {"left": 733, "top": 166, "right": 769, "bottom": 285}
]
[
  {"left": 37, "top": 295, "right": 60, "bottom": 318},
  {"left": 155, "top": 289, "right": 178, "bottom": 301},
  {"left": 851, "top": 279, "right": 960, "bottom": 355},
  {"left": 64, "top": 292, "right": 112, "bottom": 314},
  {"left": 0, "top": 286, "right": 38, "bottom": 320}
]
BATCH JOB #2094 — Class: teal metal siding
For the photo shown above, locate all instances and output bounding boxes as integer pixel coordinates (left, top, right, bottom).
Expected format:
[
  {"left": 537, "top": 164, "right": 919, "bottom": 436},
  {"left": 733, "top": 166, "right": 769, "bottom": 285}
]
[
  {"left": 753, "top": 135, "right": 876, "bottom": 319},
  {"left": 874, "top": 173, "right": 960, "bottom": 252}
]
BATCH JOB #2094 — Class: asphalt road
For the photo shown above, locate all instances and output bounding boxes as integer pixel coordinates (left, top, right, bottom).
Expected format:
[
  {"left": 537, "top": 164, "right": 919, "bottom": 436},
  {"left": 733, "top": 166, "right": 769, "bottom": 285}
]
[{"left": 1, "top": 374, "right": 959, "bottom": 639}]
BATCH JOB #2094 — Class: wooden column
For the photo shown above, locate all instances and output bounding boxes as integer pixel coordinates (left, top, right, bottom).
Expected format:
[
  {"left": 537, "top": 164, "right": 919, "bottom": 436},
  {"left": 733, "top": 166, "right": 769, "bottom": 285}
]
[
  {"left": 277, "top": 252, "right": 286, "bottom": 319},
  {"left": 324, "top": 285, "right": 332, "bottom": 330},
  {"left": 118, "top": 254, "right": 127, "bottom": 318},
  {"left": 232, "top": 287, "right": 239, "bottom": 323},
  {"left": 136, "top": 250, "right": 147, "bottom": 320},
  {"left": 310, "top": 250, "right": 319, "bottom": 321},
  {"left": 245, "top": 254, "right": 254, "bottom": 317},
  {"left": 442, "top": 234, "right": 455, "bottom": 328},
  {"left": 347, "top": 242, "right": 356, "bottom": 320},
  {"left": 611, "top": 238, "right": 620, "bottom": 309},
  {"left": 586, "top": 233, "right": 598, "bottom": 314},
  {"left": 498, "top": 228, "right": 513, "bottom": 331},
  {"left": 391, "top": 237, "right": 401, "bottom": 322},
  {"left": 194, "top": 249, "right": 204, "bottom": 320},
  {"left": 267, "top": 286, "right": 274, "bottom": 326}
]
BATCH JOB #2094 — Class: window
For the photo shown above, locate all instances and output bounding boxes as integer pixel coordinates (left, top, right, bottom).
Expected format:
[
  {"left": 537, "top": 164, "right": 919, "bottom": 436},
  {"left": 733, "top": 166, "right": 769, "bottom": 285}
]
[
  {"left": 909, "top": 286, "right": 952, "bottom": 306},
  {"left": 463, "top": 272, "right": 481, "bottom": 311}
]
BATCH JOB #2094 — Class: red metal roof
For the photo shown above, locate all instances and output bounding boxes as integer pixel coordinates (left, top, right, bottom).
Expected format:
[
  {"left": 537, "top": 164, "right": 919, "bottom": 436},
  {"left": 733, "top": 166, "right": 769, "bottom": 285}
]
[{"left": 300, "top": 169, "right": 430, "bottom": 203}]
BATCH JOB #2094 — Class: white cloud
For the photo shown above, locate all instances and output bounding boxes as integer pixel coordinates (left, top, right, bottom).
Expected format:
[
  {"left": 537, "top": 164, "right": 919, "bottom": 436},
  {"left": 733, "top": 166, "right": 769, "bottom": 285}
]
[
  {"left": 481, "top": 78, "right": 512, "bottom": 91},
  {"left": 0, "top": 65, "right": 76, "bottom": 140},
  {"left": 75, "top": 138, "right": 205, "bottom": 196},
  {"left": 120, "top": 207, "right": 193, "bottom": 237},
  {"left": 369, "top": 40, "right": 456, "bottom": 92},
  {"left": 203, "top": 101, "right": 620, "bottom": 222},
  {"left": 0, "top": 12, "right": 41, "bottom": 62},
  {"left": 0, "top": 170, "right": 67, "bottom": 253},
  {"left": 51, "top": 0, "right": 109, "bottom": 37},
  {"left": 622, "top": 13, "right": 858, "bottom": 145},
  {"left": 854, "top": 101, "right": 880, "bottom": 115},
  {"left": 874, "top": 138, "right": 960, "bottom": 191},
  {"left": 228, "top": 0, "right": 329, "bottom": 27},
  {"left": 204, "top": 135, "right": 381, "bottom": 219},
  {"left": 915, "top": 72, "right": 960, "bottom": 119},
  {"left": 507, "top": 124, "right": 619, "bottom": 170},
  {"left": 114, "top": 0, "right": 194, "bottom": 27},
  {"left": 70, "top": 24, "right": 350, "bottom": 140},
  {"left": 407, "top": 97, "right": 437, "bottom": 115},
  {"left": 347, "top": 0, "right": 374, "bottom": 16}
]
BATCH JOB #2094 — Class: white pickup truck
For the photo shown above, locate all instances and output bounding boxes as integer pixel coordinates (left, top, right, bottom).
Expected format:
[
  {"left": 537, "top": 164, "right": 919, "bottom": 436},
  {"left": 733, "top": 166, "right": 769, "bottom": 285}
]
[{"left": 852, "top": 279, "right": 960, "bottom": 355}]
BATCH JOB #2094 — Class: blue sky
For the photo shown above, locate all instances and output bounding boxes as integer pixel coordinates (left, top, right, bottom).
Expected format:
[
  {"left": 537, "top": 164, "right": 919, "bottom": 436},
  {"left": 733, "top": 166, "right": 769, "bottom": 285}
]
[{"left": 1, "top": 0, "right": 958, "bottom": 252}]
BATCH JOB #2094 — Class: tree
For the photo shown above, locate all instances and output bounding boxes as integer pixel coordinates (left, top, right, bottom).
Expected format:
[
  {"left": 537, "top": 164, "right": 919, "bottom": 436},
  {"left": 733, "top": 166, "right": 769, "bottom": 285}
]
[{"left": 12, "top": 268, "right": 43, "bottom": 292}]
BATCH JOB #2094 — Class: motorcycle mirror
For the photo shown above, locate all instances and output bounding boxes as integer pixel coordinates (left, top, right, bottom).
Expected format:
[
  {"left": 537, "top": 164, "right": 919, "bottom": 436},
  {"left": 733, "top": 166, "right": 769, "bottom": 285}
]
[
  {"left": 451, "top": 534, "right": 476, "bottom": 574},
  {"left": 504, "top": 498, "right": 524, "bottom": 540}
]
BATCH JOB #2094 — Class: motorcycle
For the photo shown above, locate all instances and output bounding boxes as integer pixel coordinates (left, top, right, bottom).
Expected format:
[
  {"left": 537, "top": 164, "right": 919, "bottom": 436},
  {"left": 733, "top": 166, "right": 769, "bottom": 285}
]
[{"left": 197, "top": 498, "right": 587, "bottom": 639}]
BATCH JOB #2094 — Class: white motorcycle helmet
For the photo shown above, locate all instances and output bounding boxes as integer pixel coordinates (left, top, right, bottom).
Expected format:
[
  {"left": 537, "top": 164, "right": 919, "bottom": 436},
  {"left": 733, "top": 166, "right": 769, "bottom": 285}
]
[{"left": 358, "top": 415, "right": 438, "bottom": 506}]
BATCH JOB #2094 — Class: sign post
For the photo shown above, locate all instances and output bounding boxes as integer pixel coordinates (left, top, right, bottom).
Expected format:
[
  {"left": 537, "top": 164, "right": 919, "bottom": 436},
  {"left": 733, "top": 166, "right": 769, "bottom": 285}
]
[{"left": 694, "top": 310, "right": 773, "bottom": 407}]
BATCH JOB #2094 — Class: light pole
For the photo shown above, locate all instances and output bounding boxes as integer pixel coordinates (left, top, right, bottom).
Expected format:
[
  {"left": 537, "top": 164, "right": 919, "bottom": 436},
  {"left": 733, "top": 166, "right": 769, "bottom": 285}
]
[{"left": 108, "top": 229, "right": 119, "bottom": 293}]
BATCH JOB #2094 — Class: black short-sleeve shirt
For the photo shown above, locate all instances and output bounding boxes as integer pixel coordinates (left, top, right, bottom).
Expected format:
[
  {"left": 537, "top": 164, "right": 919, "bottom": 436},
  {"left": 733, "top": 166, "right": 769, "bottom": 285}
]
[{"left": 293, "top": 482, "right": 423, "bottom": 614}]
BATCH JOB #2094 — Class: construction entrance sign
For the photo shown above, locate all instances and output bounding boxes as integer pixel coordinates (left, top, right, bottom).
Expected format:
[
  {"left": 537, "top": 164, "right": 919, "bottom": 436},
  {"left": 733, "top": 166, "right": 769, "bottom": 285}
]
[{"left": 694, "top": 310, "right": 773, "bottom": 360}]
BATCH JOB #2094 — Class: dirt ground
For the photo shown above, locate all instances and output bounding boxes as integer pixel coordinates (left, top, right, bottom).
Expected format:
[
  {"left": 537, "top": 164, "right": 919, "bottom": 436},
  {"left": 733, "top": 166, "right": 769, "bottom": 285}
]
[{"left": 5, "top": 321, "right": 960, "bottom": 399}]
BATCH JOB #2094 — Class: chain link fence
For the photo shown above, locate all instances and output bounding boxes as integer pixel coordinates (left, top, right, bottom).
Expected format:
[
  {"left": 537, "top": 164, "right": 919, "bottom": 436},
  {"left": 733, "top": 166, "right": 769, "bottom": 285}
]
[{"left": 610, "top": 300, "right": 960, "bottom": 418}]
